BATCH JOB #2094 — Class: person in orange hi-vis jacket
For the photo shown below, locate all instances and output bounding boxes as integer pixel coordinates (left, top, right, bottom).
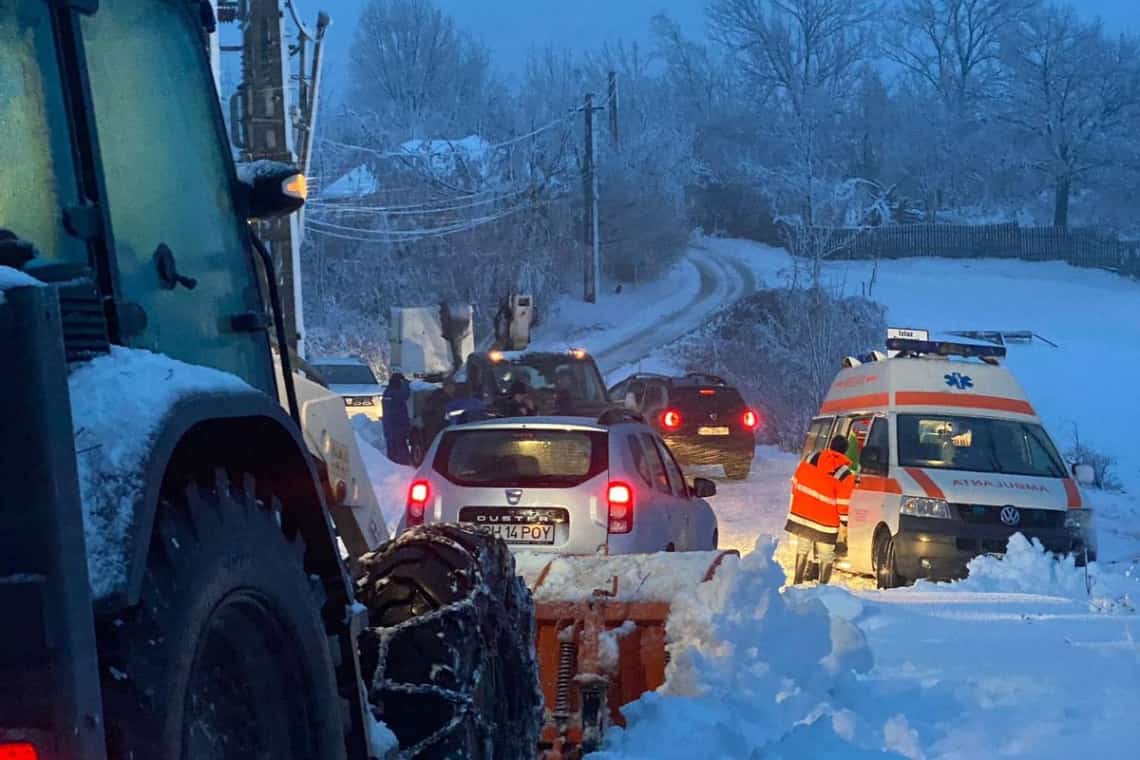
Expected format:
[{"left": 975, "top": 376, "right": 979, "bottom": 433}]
[{"left": 785, "top": 435, "right": 854, "bottom": 585}]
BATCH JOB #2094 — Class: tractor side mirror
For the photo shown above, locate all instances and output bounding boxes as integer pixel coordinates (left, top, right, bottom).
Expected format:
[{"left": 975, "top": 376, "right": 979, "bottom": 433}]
[
  {"left": 861, "top": 446, "right": 887, "bottom": 475},
  {"left": 1073, "top": 463, "right": 1095, "bottom": 485},
  {"left": 691, "top": 477, "right": 717, "bottom": 498},
  {"left": 236, "top": 161, "right": 306, "bottom": 220}
]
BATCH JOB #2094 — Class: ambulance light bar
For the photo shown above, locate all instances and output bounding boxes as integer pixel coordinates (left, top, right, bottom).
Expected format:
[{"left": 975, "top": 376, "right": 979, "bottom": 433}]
[{"left": 886, "top": 338, "right": 1007, "bottom": 360}]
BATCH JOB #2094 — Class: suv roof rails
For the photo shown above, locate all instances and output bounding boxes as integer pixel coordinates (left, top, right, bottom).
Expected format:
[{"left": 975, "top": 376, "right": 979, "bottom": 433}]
[
  {"left": 676, "top": 372, "right": 727, "bottom": 386},
  {"left": 597, "top": 408, "right": 645, "bottom": 426}
]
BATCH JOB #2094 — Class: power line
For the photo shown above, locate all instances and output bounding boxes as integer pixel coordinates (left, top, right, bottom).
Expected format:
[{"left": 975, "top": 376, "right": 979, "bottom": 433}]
[
  {"left": 317, "top": 113, "right": 575, "bottom": 163},
  {"left": 304, "top": 194, "right": 572, "bottom": 244}
]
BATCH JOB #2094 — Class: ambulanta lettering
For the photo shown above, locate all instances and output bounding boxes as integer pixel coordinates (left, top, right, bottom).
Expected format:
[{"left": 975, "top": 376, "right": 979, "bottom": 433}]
[{"left": 951, "top": 479, "right": 1049, "bottom": 493}]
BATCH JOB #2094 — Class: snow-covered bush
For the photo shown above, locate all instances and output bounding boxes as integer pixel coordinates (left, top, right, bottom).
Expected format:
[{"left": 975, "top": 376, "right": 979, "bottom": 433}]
[
  {"left": 681, "top": 286, "right": 886, "bottom": 450},
  {"left": 593, "top": 538, "right": 876, "bottom": 758},
  {"left": 1064, "top": 430, "right": 1123, "bottom": 492}
]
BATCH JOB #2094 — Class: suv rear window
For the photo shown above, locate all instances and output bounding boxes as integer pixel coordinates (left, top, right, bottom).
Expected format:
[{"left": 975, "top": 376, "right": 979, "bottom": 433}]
[
  {"left": 435, "top": 428, "right": 609, "bottom": 487},
  {"left": 311, "top": 364, "right": 378, "bottom": 386},
  {"left": 669, "top": 386, "right": 746, "bottom": 413}
]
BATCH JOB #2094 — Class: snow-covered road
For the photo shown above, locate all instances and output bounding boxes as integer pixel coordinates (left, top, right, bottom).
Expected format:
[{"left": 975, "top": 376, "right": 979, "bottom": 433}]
[{"left": 530, "top": 239, "right": 757, "bottom": 375}]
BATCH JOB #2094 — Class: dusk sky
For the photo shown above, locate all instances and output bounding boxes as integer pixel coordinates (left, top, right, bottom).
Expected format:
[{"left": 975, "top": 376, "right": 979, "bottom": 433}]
[{"left": 320, "top": 0, "right": 1138, "bottom": 90}]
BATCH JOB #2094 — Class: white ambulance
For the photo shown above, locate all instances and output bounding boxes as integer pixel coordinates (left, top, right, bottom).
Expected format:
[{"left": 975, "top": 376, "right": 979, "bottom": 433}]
[{"left": 803, "top": 331, "right": 1097, "bottom": 588}]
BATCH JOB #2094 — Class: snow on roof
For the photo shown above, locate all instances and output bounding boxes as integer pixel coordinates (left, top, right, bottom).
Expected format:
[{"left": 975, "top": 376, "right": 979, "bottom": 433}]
[
  {"left": 0, "top": 265, "right": 42, "bottom": 306},
  {"left": 71, "top": 347, "right": 251, "bottom": 600},
  {"left": 309, "top": 355, "right": 368, "bottom": 366},
  {"left": 399, "top": 135, "right": 494, "bottom": 178},
  {"left": 319, "top": 164, "right": 379, "bottom": 200}
]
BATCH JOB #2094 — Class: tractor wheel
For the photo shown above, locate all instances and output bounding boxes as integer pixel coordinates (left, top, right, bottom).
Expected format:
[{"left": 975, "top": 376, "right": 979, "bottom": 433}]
[
  {"left": 874, "top": 529, "right": 904, "bottom": 590},
  {"left": 724, "top": 459, "right": 752, "bottom": 480},
  {"left": 98, "top": 471, "right": 345, "bottom": 760},
  {"left": 356, "top": 524, "right": 542, "bottom": 759}
]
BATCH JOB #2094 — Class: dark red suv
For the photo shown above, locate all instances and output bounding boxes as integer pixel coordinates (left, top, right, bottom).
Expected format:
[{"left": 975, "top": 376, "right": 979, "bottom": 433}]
[{"left": 607, "top": 372, "right": 759, "bottom": 479}]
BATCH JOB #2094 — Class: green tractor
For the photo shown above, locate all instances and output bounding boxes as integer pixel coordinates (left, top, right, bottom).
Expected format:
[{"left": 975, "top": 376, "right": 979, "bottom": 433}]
[{"left": 0, "top": 2, "right": 539, "bottom": 758}]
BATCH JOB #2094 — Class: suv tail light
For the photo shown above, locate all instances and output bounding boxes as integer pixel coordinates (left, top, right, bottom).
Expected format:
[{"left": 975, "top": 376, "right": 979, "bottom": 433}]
[
  {"left": 742, "top": 409, "right": 760, "bottom": 432},
  {"left": 660, "top": 409, "right": 682, "bottom": 431},
  {"left": 406, "top": 480, "right": 430, "bottom": 526},
  {"left": 607, "top": 481, "right": 633, "bottom": 534},
  {"left": 0, "top": 744, "right": 39, "bottom": 760}
]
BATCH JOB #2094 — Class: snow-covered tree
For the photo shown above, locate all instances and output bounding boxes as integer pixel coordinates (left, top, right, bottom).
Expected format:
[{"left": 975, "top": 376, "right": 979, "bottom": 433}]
[
  {"left": 347, "top": 0, "right": 496, "bottom": 141},
  {"left": 1001, "top": 5, "right": 1140, "bottom": 228}
]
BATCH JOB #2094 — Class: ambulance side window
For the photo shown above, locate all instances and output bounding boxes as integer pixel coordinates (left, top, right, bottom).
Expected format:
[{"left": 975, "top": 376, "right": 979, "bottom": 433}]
[
  {"left": 843, "top": 416, "right": 874, "bottom": 472},
  {"left": 801, "top": 417, "right": 834, "bottom": 458},
  {"left": 862, "top": 418, "right": 890, "bottom": 475}
]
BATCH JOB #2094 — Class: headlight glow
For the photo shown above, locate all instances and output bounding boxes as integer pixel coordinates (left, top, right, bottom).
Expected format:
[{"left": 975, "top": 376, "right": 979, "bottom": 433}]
[{"left": 901, "top": 496, "right": 952, "bottom": 519}]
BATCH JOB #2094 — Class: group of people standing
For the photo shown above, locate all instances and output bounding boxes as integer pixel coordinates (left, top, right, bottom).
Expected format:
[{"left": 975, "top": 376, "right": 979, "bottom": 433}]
[{"left": 379, "top": 372, "right": 542, "bottom": 465}]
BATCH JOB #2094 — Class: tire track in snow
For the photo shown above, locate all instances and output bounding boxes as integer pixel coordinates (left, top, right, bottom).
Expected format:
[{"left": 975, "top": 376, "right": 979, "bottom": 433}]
[{"left": 593, "top": 245, "right": 756, "bottom": 375}]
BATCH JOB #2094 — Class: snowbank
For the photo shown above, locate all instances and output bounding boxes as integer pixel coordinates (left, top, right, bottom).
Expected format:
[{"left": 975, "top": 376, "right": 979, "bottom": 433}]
[
  {"left": 0, "top": 264, "right": 41, "bottom": 305},
  {"left": 595, "top": 538, "right": 899, "bottom": 759},
  {"left": 351, "top": 415, "right": 412, "bottom": 535},
  {"left": 70, "top": 348, "right": 250, "bottom": 599},
  {"left": 920, "top": 533, "right": 1138, "bottom": 613}
]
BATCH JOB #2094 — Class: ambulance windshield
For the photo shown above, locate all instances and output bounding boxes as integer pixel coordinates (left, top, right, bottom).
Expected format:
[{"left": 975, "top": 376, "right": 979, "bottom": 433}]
[{"left": 896, "top": 414, "right": 1067, "bottom": 478}]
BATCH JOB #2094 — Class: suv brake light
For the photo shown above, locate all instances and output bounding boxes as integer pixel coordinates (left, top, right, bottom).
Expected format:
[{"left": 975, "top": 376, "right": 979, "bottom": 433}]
[
  {"left": 660, "top": 409, "right": 682, "bottom": 431},
  {"left": 742, "top": 409, "right": 760, "bottom": 431},
  {"left": 406, "top": 480, "right": 430, "bottom": 526},
  {"left": 607, "top": 481, "right": 633, "bottom": 534},
  {"left": 0, "top": 744, "right": 39, "bottom": 760}
]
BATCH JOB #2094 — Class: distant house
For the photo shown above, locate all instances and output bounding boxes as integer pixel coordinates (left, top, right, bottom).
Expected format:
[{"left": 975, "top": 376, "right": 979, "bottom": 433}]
[{"left": 319, "top": 164, "right": 380, "bottom": 201}]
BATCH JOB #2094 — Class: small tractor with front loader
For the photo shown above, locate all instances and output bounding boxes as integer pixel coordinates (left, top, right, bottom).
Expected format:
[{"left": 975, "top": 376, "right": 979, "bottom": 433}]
[{"left": 0, "top": 3, "right": 733, "bottom": 758}]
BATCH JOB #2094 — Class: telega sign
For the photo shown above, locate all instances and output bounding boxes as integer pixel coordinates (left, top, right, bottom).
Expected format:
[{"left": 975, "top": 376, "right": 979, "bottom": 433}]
[
  {"left": 887, "top": 327, "right": 930, "bottom": 357},
  {"left": 887, "top": 327, "right": 930, "bottom": 341}
]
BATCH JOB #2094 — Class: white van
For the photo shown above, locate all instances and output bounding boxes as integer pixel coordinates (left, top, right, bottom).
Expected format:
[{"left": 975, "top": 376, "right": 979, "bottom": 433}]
[{"left": 803, "top": 334, "right": 1096, "bottom": 588}]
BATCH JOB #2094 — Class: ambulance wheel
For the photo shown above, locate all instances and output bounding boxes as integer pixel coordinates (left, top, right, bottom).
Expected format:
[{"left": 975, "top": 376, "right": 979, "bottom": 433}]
[
  {"left": 874, "top": 529, "right": 904, "bottom": 589},
  {"left": 356, "top": 524, "right": 542, "bottom": 759},
  {"left": 725, "top": 459, "right": 752, "bottom": 480}
]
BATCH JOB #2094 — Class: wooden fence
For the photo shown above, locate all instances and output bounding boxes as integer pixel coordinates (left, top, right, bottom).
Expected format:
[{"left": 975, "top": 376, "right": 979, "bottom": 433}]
[{"left": 819, "top": 224, "right": 1140, "bottom": 277}]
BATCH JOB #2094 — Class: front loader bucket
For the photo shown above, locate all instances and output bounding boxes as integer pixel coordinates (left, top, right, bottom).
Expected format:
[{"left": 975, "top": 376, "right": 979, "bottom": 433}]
[{"left": 515, "top": 551, "right": 738, "bottom": 759}]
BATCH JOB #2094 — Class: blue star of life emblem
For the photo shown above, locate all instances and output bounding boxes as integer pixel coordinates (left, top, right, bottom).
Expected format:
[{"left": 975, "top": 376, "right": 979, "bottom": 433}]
[{"left": 944, "top": 372, "right": 973, "bottom": 390}]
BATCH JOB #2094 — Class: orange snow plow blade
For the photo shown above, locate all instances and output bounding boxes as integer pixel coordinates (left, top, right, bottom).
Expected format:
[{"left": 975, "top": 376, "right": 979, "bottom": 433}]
[{"left": 515, "top": 551, "right": 739, "bottom": 759}]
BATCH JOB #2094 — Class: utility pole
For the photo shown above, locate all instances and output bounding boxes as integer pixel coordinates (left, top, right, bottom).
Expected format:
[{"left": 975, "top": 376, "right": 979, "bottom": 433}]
[
  {"left": 582, "top": 93, "right": 604, "bottom": 304},
  {"left": 239, "top": 0, "right": 302, "bottom": 352},
  {"left": 217, "top": 0, "right": 328, "bottom": 357},
  {"left": 583, "top": 93, "right": 597, "bottom": 303},
  {"left": 608, "top": 71, "right": 619, "bottom": 148}
]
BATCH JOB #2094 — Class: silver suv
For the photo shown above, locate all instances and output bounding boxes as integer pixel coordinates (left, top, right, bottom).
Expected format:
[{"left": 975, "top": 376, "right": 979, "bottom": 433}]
[{"left": 404, "top": 411, "right": 720, "bottom": 554}]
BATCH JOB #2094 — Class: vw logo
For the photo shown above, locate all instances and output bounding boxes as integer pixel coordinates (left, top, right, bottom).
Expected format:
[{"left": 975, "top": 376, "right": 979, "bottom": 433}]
[
  {"left": 709, "top": 412, "right": 719, "bottom": 421},
  {"left": 999, "top": 506, "right": 1021, "bottom": 527},
  {"left": 505, "top": 489, "right": 523, "bottom": 506}
]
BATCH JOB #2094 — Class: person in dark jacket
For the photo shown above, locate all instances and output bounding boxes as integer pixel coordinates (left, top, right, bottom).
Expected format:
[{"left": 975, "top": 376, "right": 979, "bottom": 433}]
[
  {"left": 554, "top": 367, "right": 576, "bottom": 415},
  {"left": 502, "top": 380, "right": 537, "bottom": 417},
  {"left": 381, "top": 371, "right": 412, "bottom": 465},
  {"left": 422, "top": 379, "right": 456, "bottom": 447}
]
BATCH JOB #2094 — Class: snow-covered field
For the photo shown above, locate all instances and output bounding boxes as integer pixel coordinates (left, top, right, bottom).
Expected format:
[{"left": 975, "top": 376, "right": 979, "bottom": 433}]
[{"left": 355, "top": 239, "right": 1140, "bottom": 758}]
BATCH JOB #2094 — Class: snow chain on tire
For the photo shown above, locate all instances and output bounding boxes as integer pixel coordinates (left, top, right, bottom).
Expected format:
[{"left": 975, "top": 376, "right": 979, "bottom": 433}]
[{"left": 355, "top": 524, "right": 543, "bottom": 759}]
